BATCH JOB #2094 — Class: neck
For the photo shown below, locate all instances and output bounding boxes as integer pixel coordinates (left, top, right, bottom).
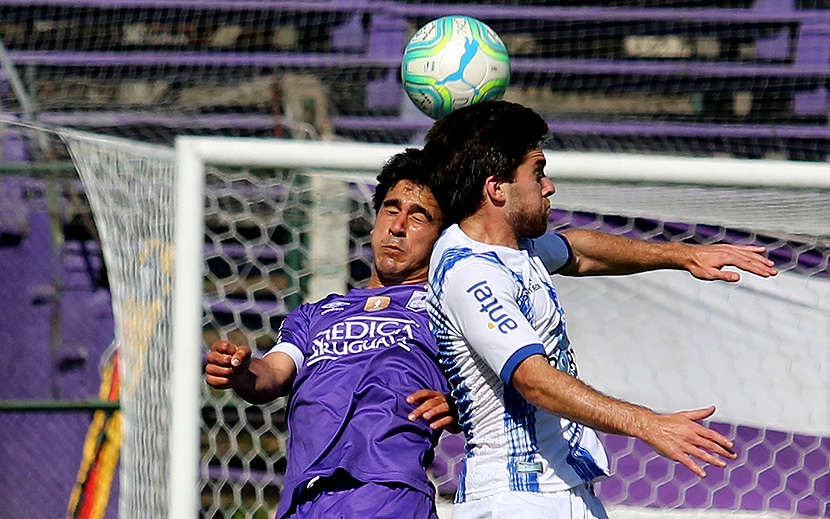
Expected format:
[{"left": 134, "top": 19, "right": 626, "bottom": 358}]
[
  {"left": 366, "top": 271, "right": 427, "bottom": 289},
  {"left": 458, "top": 211, "right": 519, "bottom": 249}
]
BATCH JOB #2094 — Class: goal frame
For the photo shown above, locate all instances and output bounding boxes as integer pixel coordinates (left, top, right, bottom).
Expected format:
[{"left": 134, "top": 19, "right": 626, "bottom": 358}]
[{"left": 170, "top": 136, "right": 830, "bottom": 519}]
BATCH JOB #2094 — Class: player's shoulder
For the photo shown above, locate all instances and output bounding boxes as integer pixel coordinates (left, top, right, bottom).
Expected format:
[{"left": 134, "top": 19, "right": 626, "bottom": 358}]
[
  {"left": 433, "top": 224, "right": 497, "bottom": 263},
  {"left": 432, "top": 258, "right": 519, "bottom": 303},
  {"left": 291, "top": 291, "right": 351, "bottom": 318},
  {"left": 432, "top": 225, "right": 518, "bottom": 280}
]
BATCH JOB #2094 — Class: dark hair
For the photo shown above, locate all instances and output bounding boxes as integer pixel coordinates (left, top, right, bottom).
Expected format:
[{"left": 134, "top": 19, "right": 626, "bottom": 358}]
[
  {"left": 423, "top": 101, "right": 549, "bottom": 225},
  {"left": 373, "top": 147, "right": 429, "bottom": 214}
]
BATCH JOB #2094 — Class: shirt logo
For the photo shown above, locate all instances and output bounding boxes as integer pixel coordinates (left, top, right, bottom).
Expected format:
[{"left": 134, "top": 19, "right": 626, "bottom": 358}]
[
  {"left": 466, "top": 280, "right": 519, "bottom": 334},
  {"left": 307, "top": 316, "right": 417, "bottom": 366},
  {"left": 405, "top": 290, "right": 428, "bottom": 312},
  {"left": 524, "top": 282, "right": 542, "bottom": 298},
  {"left": 364, "top": 296, "right": 391, "bottom": 312},
  {"left": 321, "top": 301, "right": 350, "bottom": 315}
]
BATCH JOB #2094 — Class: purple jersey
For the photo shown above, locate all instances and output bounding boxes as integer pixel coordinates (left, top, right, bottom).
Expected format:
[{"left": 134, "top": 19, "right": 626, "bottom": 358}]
[{"left": 267, "top": 284, "right": 449, "bottom": 519}]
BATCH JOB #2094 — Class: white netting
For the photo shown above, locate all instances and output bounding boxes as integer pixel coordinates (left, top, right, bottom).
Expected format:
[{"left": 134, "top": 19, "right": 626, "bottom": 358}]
[
  {"left": 550, "top": 181, "right": 830, "bottom": 239},
  {"left": 9, "top": 127, "right": 828, "bottom": 519},
  {"left": 59, "top": 130, "right": 177, "bottom": 518},
  {"left": 3, "top": 1, "right": 829, "bottom": 517},
  {"left": 198, "top": 165, "right": 379, "bottom": 518}
]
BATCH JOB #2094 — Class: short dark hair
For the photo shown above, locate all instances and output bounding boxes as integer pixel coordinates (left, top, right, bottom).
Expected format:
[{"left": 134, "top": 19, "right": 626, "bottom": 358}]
[
  {"left": 423, "top": 101, "right": 549, "bottom": 225},
  {"left": 373, "top": 147, "right": 429, "bottom": 214}
]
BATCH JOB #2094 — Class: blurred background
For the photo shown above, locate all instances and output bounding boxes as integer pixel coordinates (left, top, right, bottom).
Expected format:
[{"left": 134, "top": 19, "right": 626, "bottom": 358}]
[{"left": 1, "top": 1, "right": 828, "bottom": 518}]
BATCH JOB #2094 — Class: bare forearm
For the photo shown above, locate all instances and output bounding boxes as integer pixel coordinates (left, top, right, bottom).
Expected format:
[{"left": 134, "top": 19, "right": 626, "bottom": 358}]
[
  {"left": 560, "top": 229, "right": 687, "bottom": 276},
  {"left": 513, "top": 356, "right": 654, "bottom": 438},
  {"left": 231, "top": 358, "right": 293, "bottom": 404},
  {"left": 559, "top": 229, "right": 776, "bottom": 281},
  {"left": 512, "top": 355, "right": 737, "bottom": 477}
]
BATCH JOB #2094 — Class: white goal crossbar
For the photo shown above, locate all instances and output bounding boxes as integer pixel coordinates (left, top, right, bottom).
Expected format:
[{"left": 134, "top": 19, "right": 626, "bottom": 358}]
[{"left": 170, "top": 136, "right": 830, "bottom": 519}]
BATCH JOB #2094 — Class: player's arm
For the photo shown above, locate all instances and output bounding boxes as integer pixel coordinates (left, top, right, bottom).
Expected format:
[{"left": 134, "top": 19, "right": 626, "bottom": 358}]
[
  {"left": 205, "top": 341, "right": 296, "bottom": 405},
  {"left": 511, "top": 355, "right": 736, "bottom": 478},
  {"left": 554, "top": 229, "right": 777, "bottom": 281},
  {"left": 442, "top": 262, "right": 735, "bottom": 478}
]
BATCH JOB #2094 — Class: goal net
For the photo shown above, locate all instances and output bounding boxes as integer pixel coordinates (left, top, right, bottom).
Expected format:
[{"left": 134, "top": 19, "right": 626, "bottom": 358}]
[
  {"left": 2, "top": 1, "right": 828, "bottom": 160},
  {"left": 27, "top": 124, "right": 823, "bottom": 519},
  {"left": 2, "top": 2, "right": 829, "bottom": 518}
]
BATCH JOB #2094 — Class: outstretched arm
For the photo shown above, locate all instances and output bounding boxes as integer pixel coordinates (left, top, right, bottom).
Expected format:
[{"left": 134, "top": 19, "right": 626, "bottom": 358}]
[
  {"left": 557, "top": 229, "right": 777, "bottom": 281},
  {"left": 512, "top": 355, "right": 736, "bottom": 478},
  {"left": 205, "top": 341, "right": 296, "bottom": 404}
]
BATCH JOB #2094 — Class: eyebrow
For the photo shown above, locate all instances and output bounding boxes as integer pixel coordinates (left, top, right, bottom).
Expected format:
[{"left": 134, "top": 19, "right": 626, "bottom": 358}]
[{"left": 382, "top": 198, "right": 436, "bottom": 222}]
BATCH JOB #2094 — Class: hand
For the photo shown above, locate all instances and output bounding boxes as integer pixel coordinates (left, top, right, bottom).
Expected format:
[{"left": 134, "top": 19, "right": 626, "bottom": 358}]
[
  {"left": 406, "top": 389, "right": 461, "bottom": 433},
  {"left": 686, "top": 244, "right": 777, "bottom": 282},
  {"left": 205, "top": 341, "right": 253, "bottom": 390},
  {"left": 642, "top": 406, "right": 737, "bottom": 478}
]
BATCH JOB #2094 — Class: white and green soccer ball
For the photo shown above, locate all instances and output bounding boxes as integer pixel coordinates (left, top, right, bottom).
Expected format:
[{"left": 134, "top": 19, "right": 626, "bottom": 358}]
[{"left": 401, "top": 15, "right": 511, "bottom": 119}]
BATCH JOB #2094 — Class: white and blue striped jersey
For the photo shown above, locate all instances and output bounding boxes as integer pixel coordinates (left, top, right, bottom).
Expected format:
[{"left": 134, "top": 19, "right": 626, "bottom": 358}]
[{"left": 428, "top": 224, "right": 609, "bottom": 503}]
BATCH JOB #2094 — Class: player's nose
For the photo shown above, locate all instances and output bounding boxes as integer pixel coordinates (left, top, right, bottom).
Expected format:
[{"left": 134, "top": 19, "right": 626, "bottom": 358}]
[
  {"left": 541, "top": 177, "right": 555, "bottom": 197},
  {"left": 389, "top": 213, "right": 407, "bottom": 236}
]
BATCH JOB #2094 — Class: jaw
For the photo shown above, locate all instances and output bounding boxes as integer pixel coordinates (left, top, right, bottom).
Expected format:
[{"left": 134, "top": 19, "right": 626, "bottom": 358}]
[{"left": 371, "top": 257, "right": 429, "bottom": 288}]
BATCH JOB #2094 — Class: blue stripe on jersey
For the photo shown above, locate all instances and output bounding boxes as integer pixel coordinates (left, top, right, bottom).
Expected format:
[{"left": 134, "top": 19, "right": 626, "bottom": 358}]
[
  {"left": 529, "top": 259, "right": 578, "bottom": 377},
  {"left": 454, "top": 458, "right": 468, "bottom": 504},
  {"left": 429, "top": 245, "right": 479, "bottom": 505},
  {"left": 566, "top": 422, "right": 606, "bottom": 482},
  {"left": 504, "top": 385, "right": 540, "bottom": 492}
]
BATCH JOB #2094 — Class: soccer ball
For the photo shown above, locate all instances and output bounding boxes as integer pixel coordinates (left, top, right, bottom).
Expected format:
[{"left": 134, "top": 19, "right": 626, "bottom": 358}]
[{"left": 401, "top": 16, "right": 510, "bottom": 120}]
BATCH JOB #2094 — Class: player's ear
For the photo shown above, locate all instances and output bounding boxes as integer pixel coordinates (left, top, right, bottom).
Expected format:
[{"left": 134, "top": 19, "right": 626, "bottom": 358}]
[{"left": 485, "top": 175, "right": 507, "bottom": 204}]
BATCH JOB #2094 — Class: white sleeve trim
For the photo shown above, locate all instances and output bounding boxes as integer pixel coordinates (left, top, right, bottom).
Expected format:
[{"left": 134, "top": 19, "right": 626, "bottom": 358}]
[{"left": 264, "top": 342, "right": 304, "bottom": 372}]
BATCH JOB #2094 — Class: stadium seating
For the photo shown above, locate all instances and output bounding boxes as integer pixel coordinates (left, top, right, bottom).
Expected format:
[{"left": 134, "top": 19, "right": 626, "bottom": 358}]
[{"left": 0, "top": 0, "right": 828, "bottom": 159}]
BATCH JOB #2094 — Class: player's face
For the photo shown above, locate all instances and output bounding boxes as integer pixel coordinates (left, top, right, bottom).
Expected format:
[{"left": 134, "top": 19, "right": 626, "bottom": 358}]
[
  {"left": 503, "top": 148, "right": 555, "bottom": 239},
  {"left": 369, "top": 180, "right": 443, "bottom": 288}
]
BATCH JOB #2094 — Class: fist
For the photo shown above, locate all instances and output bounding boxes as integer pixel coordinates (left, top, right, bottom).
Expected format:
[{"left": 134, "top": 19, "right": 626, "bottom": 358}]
[{"left": 205, "top": 341, "right": 252, "bottom": 390}]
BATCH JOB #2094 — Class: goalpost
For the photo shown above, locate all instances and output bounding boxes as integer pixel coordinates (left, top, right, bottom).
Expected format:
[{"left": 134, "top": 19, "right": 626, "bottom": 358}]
[
  {"left": 168, "top": 135, "right": 830, "bottom": 519},
  {"left": 169, "top": 138, "right": 397, "bottom": 519},
  {"left": 40, "top": 126, "right": 829, "bottom": 519}
]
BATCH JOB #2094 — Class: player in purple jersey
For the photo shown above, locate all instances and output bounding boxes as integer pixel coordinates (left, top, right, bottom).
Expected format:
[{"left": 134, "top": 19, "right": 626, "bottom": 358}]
[{"left": 205, "top": 149, "right": 455, "bottom": 519}]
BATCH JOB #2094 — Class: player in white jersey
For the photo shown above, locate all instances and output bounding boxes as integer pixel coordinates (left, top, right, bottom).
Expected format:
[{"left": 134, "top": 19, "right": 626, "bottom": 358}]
[{"left": 423, "top": 101, "right": 777, "bottom": 519}]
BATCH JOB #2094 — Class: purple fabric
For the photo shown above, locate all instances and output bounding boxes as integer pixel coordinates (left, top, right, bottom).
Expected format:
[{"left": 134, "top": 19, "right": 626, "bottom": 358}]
[
  {"left": 287, "top": 476, "right": 439, "bottom": 519},
  {"left": 275, "top": 284, "right": 448, "bottom": 519}
]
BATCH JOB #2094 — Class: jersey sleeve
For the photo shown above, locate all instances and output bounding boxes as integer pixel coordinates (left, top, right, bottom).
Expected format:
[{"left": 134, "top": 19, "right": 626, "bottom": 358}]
[
  {"left": 441, "top": 261, "right": 546, "bottom": 386},
  {"left": 264, "top": 305, "right": 310, "bottom": 371},
  {"left": 523, "top": 232, "right": 573, "bottom": 274}
]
